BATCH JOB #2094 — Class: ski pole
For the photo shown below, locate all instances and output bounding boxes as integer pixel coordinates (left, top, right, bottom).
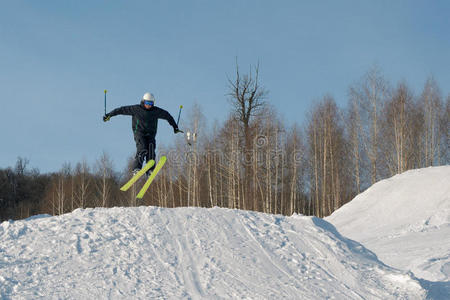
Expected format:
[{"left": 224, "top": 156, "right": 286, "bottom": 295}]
[
  {"left": 104, "top": 90, "right": 107, "bottom": 115},
  {"left": 176, "top": 105, "right": 183, "bottom": 127}
]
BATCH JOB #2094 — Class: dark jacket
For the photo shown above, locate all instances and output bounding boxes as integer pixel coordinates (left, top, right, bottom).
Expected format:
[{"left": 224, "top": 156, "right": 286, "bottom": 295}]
[{"left": 108, "top": 103, "right": 178, "bottom": 136}]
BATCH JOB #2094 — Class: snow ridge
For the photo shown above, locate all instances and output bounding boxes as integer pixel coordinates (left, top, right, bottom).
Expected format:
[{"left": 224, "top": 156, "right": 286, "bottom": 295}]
[{"left": 0, "top": 206, "right": 425, "bottom": 299}]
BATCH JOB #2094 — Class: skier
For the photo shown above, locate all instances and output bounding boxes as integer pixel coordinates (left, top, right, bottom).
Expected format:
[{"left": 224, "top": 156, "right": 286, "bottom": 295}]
[{"left": 103, "top": 92, "right": 182, "bottom": 175}]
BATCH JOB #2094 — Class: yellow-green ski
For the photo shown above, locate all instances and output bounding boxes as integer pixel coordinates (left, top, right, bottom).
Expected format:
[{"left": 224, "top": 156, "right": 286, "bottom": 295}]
[
  {"left": 136, "top": 156, "right": 167, "bottom": 199},
  {"left": 120, "top": 160, "right": 155, "bottom": 192}
]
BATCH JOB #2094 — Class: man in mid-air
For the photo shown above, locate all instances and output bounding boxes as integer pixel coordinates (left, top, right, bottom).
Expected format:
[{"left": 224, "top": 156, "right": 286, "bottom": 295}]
[{"left": 103, "top": 92, "right": 182, "bottom": 175}]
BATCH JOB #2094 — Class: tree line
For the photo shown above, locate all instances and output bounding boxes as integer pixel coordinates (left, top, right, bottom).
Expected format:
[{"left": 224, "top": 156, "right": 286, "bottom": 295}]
[{"left": 1, "top": 66, "right": 448, "bottom": 221}]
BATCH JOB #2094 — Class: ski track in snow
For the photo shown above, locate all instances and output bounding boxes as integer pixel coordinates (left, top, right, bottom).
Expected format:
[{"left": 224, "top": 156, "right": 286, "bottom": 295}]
[{"left": 0, "top": 206, "right": 427, "bottom": 299}]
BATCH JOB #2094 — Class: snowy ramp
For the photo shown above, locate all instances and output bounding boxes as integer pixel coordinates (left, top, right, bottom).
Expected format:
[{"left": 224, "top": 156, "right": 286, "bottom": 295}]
[{"left": 1, "top": 206, "right": 425, "bottom": 299}]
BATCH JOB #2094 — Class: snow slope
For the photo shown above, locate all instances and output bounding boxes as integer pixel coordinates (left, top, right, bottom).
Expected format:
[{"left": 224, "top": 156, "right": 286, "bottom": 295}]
[
  {"left": 327, "top": 166, "right": 450, "bottom": 296},
  {"left": 0, "top": 206, "right": 425, "bottom": 299}
]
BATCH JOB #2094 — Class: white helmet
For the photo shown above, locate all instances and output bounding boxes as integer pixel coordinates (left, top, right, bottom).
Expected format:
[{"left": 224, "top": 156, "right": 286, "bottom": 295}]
[{"left": 142, "top": 92, "right": 156, "bottom": 102}]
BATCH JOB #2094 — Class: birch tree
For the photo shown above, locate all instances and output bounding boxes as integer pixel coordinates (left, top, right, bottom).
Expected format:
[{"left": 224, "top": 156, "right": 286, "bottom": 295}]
[
  {"left": 95, "top": 152, "right": 114, "bottom": 207},
  {"left": 440, "top": 95, "right": 450, "bottom": 164},
  {"left": 349, "top": 67, "right": 389, "bottom": 185},
  {"left": 347, "top": 92, "right": 363, "bottom": 194},
  {"left": 418, "top": 77, "right": 443, "bottom": 167},
  {"left": 74, "top": 160, "right": 91, "bottom": 209},
  {"left": 380, "top": 82, "right": 415, "bottom": 176},
  {"left": 286, "top": 125, "right": 305, "bottom": 215},
  {"left": 307, "top": 96, "right": 347, "bottom": 217}
]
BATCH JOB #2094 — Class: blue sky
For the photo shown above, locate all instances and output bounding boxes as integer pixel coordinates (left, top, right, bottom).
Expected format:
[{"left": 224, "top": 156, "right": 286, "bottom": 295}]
[{"left": 1, "top": 0, "right": 449, "bottom": 173}]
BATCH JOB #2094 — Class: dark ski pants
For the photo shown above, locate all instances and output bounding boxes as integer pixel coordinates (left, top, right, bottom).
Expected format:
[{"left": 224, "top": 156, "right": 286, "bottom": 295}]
[{"left": 133, "top": 133, "right": 156, "bottom": 171}]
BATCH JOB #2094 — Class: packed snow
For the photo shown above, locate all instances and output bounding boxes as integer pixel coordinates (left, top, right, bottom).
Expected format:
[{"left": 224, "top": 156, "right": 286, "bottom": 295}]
[
  {"left": 327, "top": 165, "right": 450, "bottom": 298},
  {"left": 1, "top": 166, "right": 449, "bottom": 299},
  {"left": 1, "top": 206, "right": 425, "bottom": 299}
]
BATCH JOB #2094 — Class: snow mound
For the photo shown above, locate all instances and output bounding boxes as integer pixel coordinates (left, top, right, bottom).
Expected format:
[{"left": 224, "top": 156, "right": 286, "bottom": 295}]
[
  {"left": 327, "top": 166, "right": 450, "bottom": 284},
  {"left": 0, "top": 206, "right": 425, "bottom": 299}
]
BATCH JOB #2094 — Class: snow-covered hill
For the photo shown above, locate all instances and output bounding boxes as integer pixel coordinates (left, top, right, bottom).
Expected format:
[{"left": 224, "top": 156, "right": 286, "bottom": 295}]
[
  {"left": 327, "top": 166, "right": 450, "bottom": 298},
  {"left": 1, "top": 206, "right": 425, "bottom": 299}
]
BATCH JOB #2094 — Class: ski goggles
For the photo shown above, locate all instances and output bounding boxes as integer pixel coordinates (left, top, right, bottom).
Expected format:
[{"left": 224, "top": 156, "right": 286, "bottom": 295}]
[{"left": 144, "top": 100, "right": 154, "bottom": 106}]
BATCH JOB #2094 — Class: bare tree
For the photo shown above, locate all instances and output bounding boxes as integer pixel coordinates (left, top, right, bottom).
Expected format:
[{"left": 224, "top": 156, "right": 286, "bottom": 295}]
[
  {"left": 349, "top": 66, "right": 389, "bottom": 185},
  {"left": 380, "top": 82, "right": 416, "bottom": 176},
  {"left": 94, "top": 152, "right": 114, "bottom": 207},
  {"left": 440, "top": 95, "right": 450, "bottom": 164},
  {"left": 52, "top": 163, "right": 72, "bottom": 215},
  {"left": 227, "top": 60, "right": 268, "bottom": 210},
  {"left": 347, "top": 92, "right": 363, "bottom": 194},
  {"left": 218, "top": 117, "right": 241, "bottom": 209},
  {"left": 185, "top": 103, "right": 205, "bottom": 207},
  {"left": 204, "top": 125, "right": 221, "bottom": 208},
  {"left": 418, "top": 77, "right": 443, "bottom": 167},
  {"left": 14, "top": 157, "right": 29, "bottom": 176},
  {"left": 286, "top": 125, "right": 305, "bottom": 215},
  {"left": 227, "top": 61, "right": 268, "bottom": 138},
  {"left": 307, "top": 96, "right": 347, "bottom": 217},
  {"left": 419, "top": 77, "right": 442, "bottom": 167},
  {"left": 74, "top": 159, "right": 91, "bottom": 209}
]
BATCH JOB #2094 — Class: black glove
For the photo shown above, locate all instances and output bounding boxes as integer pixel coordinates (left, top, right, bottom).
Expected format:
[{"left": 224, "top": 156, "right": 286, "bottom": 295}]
[
  {"left": 174, "top": 127, "right": 183, "bottom": 134},
  {"left": 103, "top": 114, "right": 111, "bottom": 122}
]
